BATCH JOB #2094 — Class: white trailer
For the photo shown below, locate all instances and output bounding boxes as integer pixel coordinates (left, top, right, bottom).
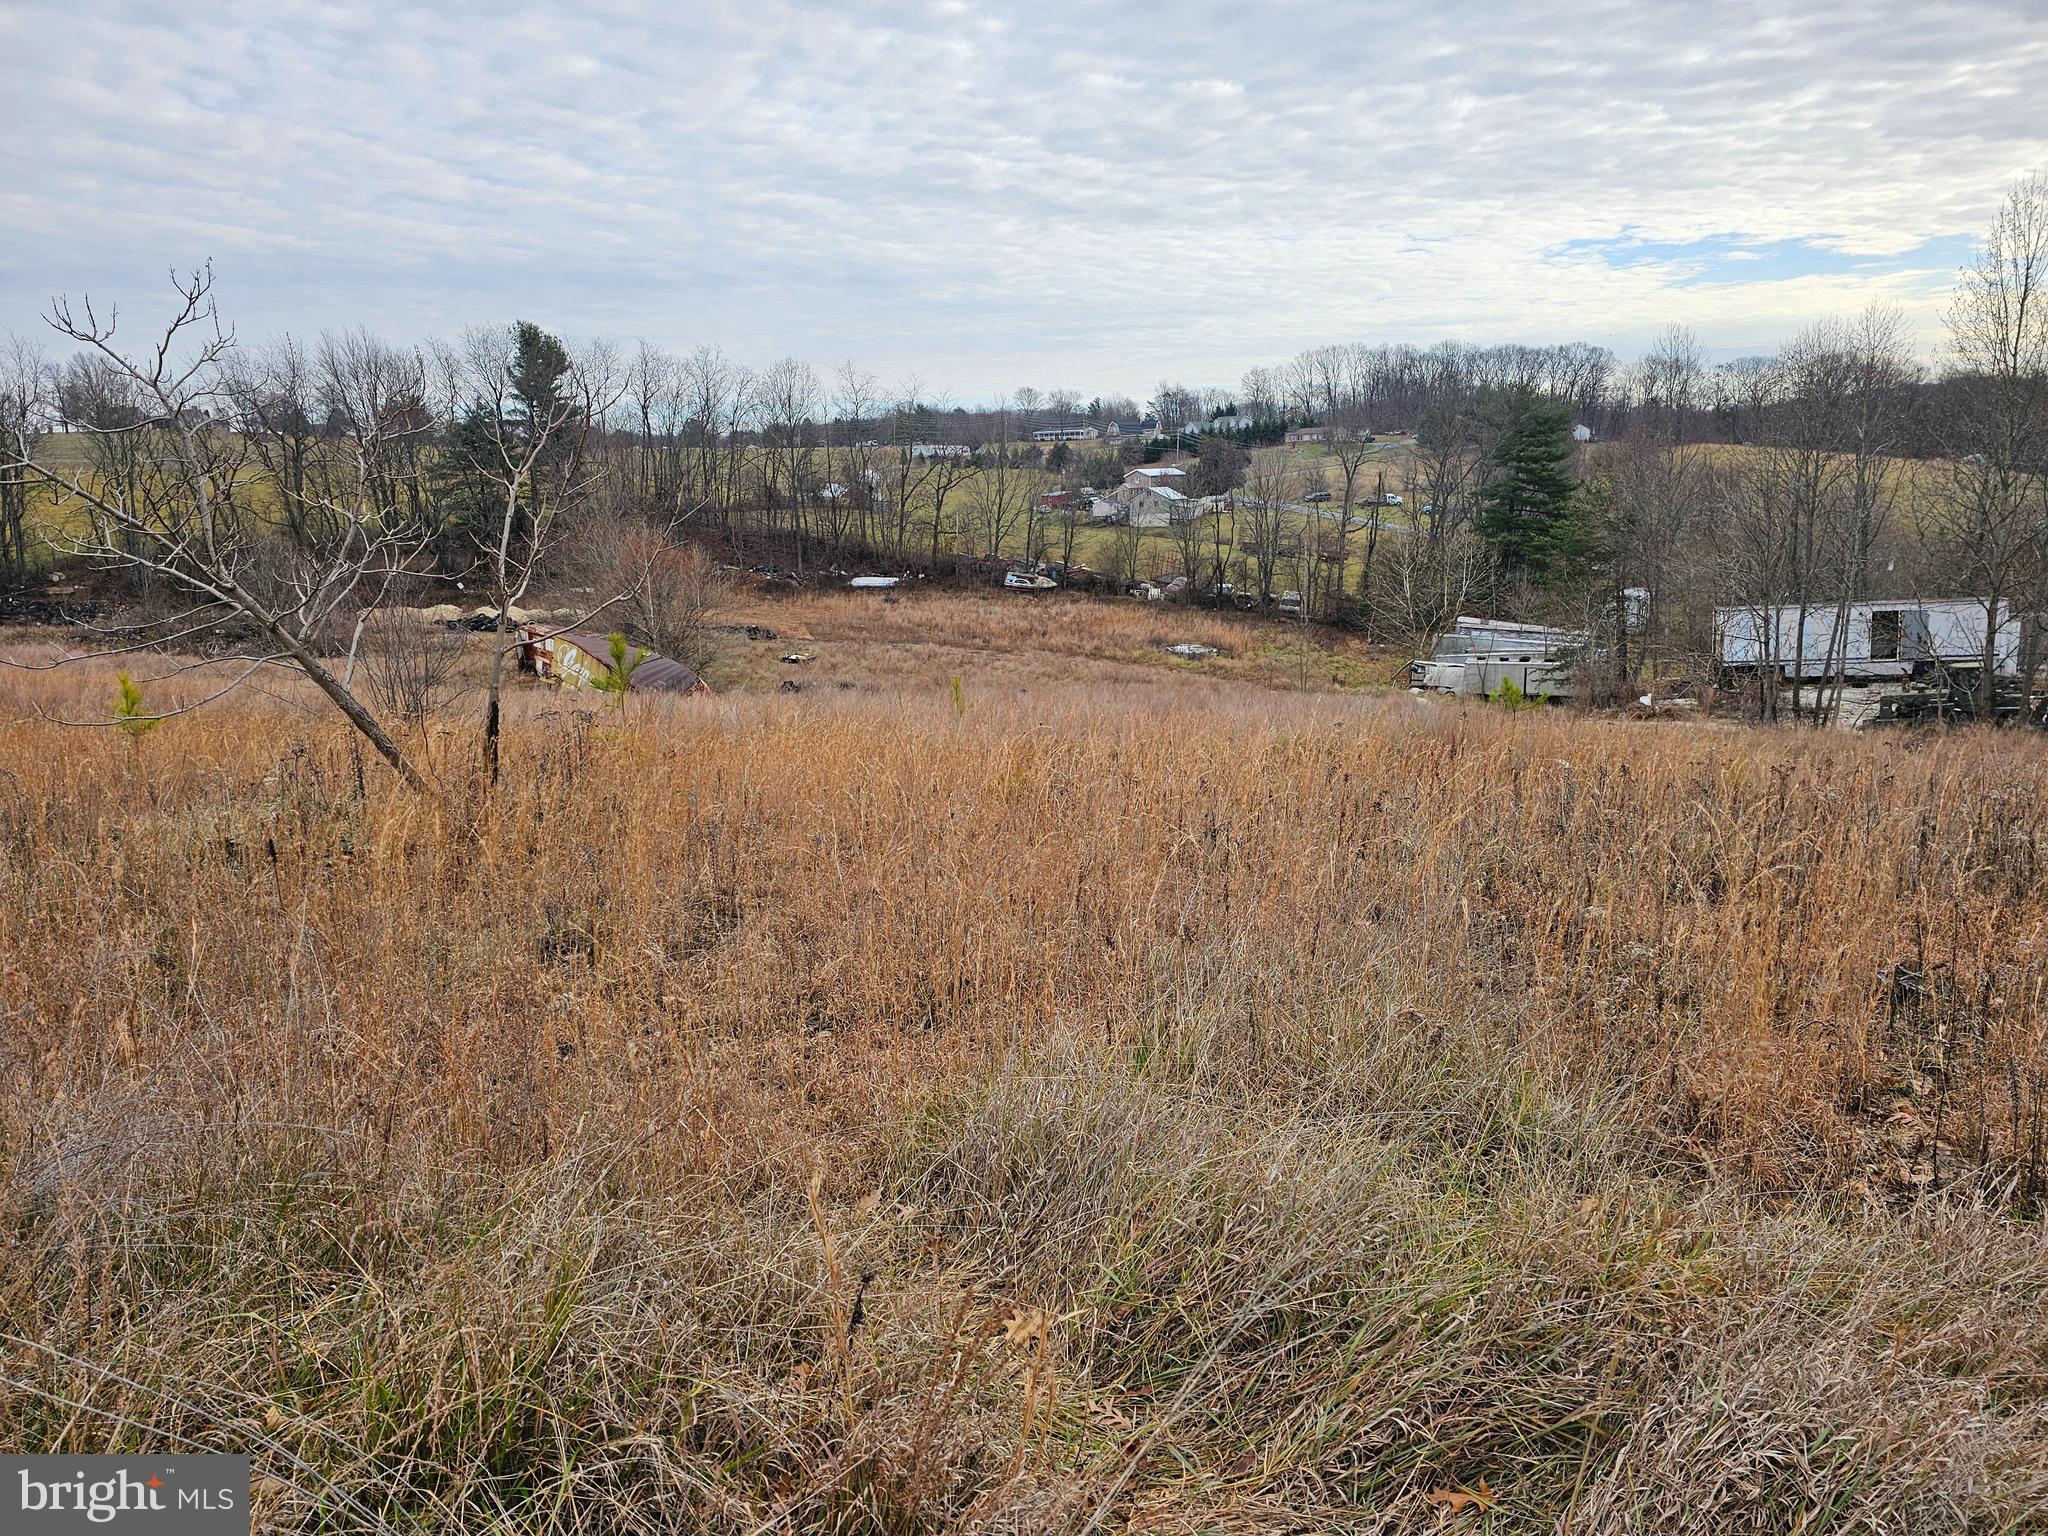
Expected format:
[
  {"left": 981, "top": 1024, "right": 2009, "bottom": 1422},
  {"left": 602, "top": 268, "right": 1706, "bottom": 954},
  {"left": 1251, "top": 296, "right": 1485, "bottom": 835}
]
[
  {"left": 1410, "top": 615, "right": 1583, "bottom": 698},
  {"left": 1716, "top": 598, "right": 2019, "bottom": 682}
]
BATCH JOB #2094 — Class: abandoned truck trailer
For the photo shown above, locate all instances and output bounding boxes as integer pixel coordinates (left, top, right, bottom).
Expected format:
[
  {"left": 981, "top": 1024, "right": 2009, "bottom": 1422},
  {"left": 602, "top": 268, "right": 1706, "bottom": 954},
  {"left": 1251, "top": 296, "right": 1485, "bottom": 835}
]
[
  {"left": 1715, "top": 599, "right": 2019, "bottom": 683},
  {"left": 1412, "top": 616, "right": 1582, "bottom": 701}
]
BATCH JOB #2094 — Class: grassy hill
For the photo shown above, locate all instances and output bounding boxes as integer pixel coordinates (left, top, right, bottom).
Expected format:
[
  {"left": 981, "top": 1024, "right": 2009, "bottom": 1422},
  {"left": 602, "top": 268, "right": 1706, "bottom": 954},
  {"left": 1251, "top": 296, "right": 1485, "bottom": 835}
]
[{"left": 2, "top": 594, "right": 2045, "bottom": 1531}]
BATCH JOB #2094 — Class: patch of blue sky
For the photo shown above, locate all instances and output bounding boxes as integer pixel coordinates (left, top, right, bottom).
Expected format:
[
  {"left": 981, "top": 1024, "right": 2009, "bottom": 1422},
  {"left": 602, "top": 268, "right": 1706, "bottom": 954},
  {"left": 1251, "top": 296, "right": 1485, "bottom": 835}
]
[{"left": 1553, "top": 230, "right": 1975, "bottom": 286}]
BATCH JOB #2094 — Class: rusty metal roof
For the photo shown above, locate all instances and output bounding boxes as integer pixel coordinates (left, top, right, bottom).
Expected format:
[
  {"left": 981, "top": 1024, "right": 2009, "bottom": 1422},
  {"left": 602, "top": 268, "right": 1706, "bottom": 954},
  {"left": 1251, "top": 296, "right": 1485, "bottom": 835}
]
[{"left": 552, "top": 630, "right": 711, "bottom": 695}]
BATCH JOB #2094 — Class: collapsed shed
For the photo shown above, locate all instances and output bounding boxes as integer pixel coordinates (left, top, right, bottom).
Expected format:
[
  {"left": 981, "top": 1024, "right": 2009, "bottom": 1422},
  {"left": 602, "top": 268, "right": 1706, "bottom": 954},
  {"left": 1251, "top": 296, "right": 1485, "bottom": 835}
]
[{"left": 517, "top": 627, "right": 712, "bottom": 696}]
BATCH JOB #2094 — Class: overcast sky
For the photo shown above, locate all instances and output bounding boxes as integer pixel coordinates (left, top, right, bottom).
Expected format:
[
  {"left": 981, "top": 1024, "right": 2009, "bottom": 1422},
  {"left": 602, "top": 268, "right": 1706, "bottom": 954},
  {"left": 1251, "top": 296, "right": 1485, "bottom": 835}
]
[{"left": 5, "top": 0, "right": 2046, "bottom": 401}]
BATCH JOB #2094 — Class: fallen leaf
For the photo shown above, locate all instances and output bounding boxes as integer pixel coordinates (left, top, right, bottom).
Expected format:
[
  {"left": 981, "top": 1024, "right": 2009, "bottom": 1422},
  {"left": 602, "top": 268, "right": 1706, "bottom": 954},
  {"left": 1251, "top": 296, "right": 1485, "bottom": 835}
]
[{"left": 1423, "top": 1479, "right": 1496, "bottom": 1514}]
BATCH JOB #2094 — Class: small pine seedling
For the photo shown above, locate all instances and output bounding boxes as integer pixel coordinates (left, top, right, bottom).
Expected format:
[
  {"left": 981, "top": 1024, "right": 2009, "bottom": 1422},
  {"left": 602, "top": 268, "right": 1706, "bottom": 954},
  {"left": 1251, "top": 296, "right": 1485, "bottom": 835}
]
[
  {"left": 113, "top": 672, "right": 161, "bottom": 740},
  {"left": 588, "top": 633, "right": 648, "bottom": 711}
]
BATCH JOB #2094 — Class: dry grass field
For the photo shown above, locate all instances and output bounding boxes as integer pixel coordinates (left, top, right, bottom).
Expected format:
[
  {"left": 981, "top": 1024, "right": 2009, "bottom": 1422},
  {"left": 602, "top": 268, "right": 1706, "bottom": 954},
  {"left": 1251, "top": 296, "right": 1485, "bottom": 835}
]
[
  {"left": 3, "top": 601, "right": 2048, "bottom": 1532},
  {"left": 705, "top": 589, "right": 1407, "bottom": 696}
]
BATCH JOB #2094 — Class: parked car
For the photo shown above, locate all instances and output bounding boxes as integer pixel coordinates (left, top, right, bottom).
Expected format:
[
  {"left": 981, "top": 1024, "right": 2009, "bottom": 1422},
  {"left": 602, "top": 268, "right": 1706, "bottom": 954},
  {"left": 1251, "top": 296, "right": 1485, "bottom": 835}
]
[
  {"left": 1303, "top": 489, "right": 1332, "bottom": 503},
  {"left": 1380, "top": 492, "right": 1404, "bottom": 507},
  {"left": 1004, "top": 569, "right": 1058, "bottom": 591}
]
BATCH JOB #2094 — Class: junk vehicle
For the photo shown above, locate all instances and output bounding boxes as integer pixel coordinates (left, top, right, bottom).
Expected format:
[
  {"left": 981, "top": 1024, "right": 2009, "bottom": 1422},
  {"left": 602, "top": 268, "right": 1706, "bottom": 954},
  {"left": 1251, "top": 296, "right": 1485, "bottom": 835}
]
[
  {"left": 1870, "top": 671, "right": 2048, "bottom": 728},
  {"left": 1003, "top": 569, "right": 1059, "bottom": 591},
  {"left": 1410, "top": 615, "right": 1582, "bottom": 701},
  {"left": 1715, "top": 598, "right": 2018, "bottom": 684}
]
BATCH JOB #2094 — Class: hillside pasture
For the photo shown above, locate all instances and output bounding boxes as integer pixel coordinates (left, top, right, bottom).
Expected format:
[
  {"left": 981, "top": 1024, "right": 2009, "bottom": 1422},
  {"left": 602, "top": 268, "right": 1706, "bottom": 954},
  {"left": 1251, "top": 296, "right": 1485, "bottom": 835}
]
[{"left": 2, "top": 644, "right": 2046, "bottom": 1530}]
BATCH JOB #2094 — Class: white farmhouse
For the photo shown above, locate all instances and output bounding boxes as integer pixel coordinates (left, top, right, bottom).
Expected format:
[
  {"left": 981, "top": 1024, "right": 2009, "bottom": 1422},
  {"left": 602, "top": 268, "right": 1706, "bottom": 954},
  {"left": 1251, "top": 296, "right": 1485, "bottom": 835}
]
[{"left": 1108, "top": 466, "right": 1195, "bottom": 527}]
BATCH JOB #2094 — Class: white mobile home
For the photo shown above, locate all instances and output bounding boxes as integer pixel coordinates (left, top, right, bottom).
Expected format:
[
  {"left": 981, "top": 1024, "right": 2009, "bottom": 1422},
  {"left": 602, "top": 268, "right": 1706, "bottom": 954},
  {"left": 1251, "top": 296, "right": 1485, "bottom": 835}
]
[{"left": 1716, "top": 598, "right": 2019, "bottom": 682}]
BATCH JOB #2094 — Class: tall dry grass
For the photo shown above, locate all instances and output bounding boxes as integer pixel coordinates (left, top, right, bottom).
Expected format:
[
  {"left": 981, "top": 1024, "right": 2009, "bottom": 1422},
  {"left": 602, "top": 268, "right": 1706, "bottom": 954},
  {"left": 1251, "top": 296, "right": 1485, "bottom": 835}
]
[{"left": 2, "top": 680, "right": 2046, "bottom": 1531}]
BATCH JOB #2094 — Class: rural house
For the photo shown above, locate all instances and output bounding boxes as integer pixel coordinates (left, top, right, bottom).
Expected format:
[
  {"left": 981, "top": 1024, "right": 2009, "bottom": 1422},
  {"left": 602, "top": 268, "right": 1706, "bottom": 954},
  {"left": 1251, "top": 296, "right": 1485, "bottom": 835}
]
[{"left": 1107, "top": 467, "right": 1194, "bottom": 527}]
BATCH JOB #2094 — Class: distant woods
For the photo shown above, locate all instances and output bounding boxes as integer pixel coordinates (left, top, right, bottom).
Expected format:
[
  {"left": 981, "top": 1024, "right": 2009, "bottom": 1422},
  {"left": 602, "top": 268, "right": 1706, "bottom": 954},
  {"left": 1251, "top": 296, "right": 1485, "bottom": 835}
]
[{"left": 1, "top": 169, "right": 2045, "bottom": 756}]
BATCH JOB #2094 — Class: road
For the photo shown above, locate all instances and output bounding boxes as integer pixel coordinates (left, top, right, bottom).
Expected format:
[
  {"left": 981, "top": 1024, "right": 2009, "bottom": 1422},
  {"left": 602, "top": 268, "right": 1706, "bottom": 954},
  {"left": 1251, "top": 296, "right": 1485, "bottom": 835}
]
[{"left": 1280, "top": 501, "right": 1414, "bottom": 534}]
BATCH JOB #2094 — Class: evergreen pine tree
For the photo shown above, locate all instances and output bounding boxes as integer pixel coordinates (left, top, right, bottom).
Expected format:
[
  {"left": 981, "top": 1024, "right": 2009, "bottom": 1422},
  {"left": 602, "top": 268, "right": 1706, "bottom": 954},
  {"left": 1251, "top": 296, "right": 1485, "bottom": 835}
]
[
  {"left": 1477, "top": 385, "right": 1576, "bottom": 577},
  {"left": 427, "top": 401, "right": 503, "bottom": 572}
]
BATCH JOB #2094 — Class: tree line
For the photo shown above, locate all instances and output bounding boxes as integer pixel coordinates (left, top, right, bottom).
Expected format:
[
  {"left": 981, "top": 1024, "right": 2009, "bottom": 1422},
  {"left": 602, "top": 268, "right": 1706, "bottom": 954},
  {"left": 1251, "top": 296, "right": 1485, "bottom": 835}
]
[{"left": 1, "top": 171, "right": 2044, "bottom": 774}]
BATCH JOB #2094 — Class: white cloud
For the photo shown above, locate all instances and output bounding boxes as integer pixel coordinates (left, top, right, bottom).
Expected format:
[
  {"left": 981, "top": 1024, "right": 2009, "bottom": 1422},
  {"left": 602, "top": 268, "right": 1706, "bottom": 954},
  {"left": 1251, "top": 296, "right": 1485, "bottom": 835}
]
[{"left": 2, "top": 0, "right": 2044, "bottom": 396}]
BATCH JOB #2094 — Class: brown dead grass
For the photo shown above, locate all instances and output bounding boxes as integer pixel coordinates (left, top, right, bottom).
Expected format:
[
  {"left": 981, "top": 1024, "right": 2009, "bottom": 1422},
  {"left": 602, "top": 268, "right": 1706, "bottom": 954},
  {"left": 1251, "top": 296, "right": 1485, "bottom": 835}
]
[
  {"left": 1, "top": 645, "right": 2047, "bottom": 1531},
  {"left": 705, "top": 588, "right": 1408, "bottom": 699}
]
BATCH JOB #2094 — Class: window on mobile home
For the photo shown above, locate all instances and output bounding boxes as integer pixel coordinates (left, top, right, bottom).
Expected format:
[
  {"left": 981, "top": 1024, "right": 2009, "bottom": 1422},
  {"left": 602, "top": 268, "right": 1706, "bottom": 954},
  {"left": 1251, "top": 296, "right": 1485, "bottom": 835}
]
[{"left": 1870, "top": 609, "right": 1902, "bottom": 660}]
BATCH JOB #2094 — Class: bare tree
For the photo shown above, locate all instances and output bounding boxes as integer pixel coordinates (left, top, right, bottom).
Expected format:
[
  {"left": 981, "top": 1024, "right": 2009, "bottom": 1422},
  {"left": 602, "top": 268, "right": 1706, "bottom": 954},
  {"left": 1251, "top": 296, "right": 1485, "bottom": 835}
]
[
  {"left": 675, "top": 345, "right": 749, "bottom": 542},
  {"left": 1719, "top": 448, "right": 1799, "bottom": 721},
  {"left": 436, "top": 320, "right": 618, "bottom": 783},
  {"left": 924, "top": 452, "right": 977, "bottom": 566},
  {"left": 1238, "top": 367, "right": 1279, "bottom": 422},
  {"left": 755, "top": 357, "right": 821, "bottom": 573},
  {"left": 623, "top": 341, "right": 697, "bottom": 516},
  {"left": 360, "top": 599, "right": 472, "bottom": 732},
  {"left": 0, "top": 334, "right": 45, "bottom": 582},
  {"left": 828, "top": 361, "right": 884, "bottom": 556},
  {"left": 1326, "top": 429, "right": 1378, "bottom": 625},
  {"left": 2, "top": 269, "right": 429, "bottom": 785},
  {"left": 1926, "top": 169, "right": 2048, "bottom": 709},
  {"left": 1109, "top": 508, "right": 1145, "bottom": 587},
  {"left": 1382, "top": 398, "right": 1485, "bottom": 637},
  {"left": 966, "top": 453, "right": 1031, "bottom": 561},
  {"left": 1012, "top": 386, "right": 1040, "bottom": 440},
  {"left": 1634, "top": 325, "right": 1707, "bottom": 445},
  {"left": 585, "top": 521, "right": 727, "bottom": 673},
  {"left": 1239, "top": 447, "right": 1303, "bottom": 604},
  {"left": 1602, "top": 432, "right": 1712, "bottom": 674},
  {"left": 1753, "top": 327, "right": 1859, "bottom": 722},
  {"left": 878, "top": 384, "right": 939, "bottom": 562},
  {"left": 1838, "top": 304, "right": 1918, "bottom": 599}
]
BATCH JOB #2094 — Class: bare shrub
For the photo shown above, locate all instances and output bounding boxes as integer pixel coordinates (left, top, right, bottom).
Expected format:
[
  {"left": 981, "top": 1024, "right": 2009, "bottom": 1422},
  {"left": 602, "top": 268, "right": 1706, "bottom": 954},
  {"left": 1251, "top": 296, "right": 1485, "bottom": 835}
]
[
  {"left": 358, "top": 607, "right": 473, "bottom": 724},
  {"left": 620, "top": 532, "right": 725, "bottom": 673},
  {"left": 573, "top": 513, "right": 727, "bottom": 673}
]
